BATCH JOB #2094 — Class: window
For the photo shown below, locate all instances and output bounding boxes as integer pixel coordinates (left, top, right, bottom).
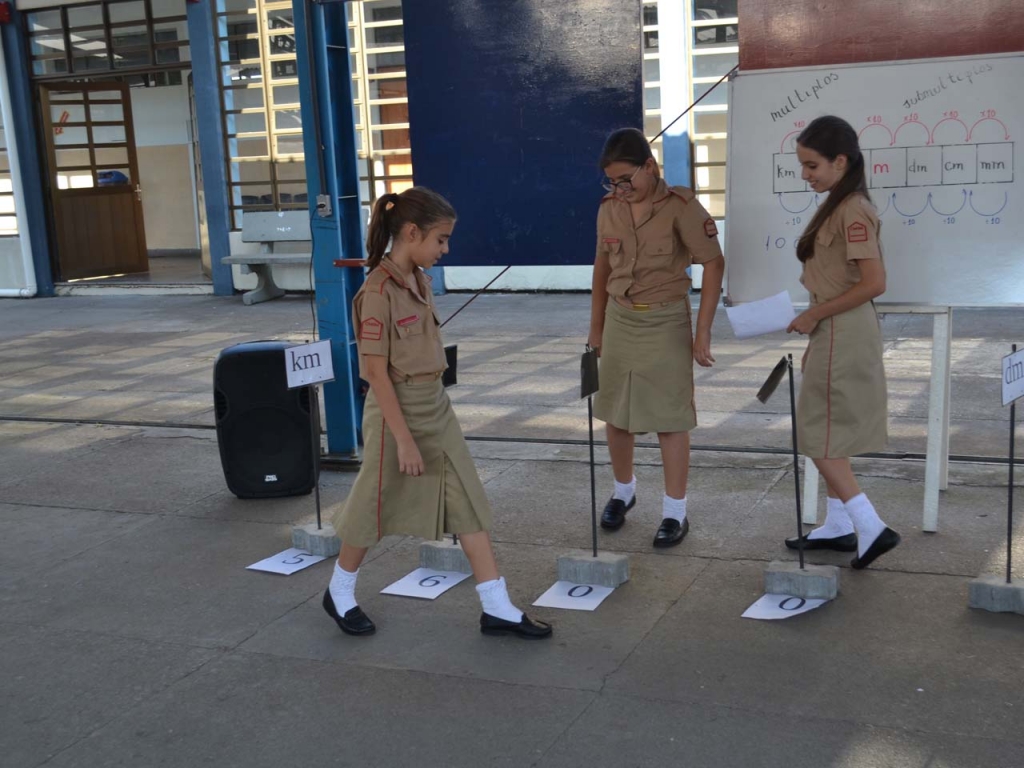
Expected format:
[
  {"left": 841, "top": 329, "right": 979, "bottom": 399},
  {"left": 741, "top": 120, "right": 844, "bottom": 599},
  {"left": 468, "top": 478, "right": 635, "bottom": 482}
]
[
  {"left": 642, "top": 1, "right": 662, "bottom": 163},
  {"left": 0, "top": 124, "right": 17, "bottom": 236},
  {"left": 350, "top": 0, "right": 412, "bottom": 226},
  {"left": 26, "top": 0, "right": 190, "bottom": 79},
  {"left": 214, "top": 0, "right": 408, "bottom": 229},
  {"left": 687, "top": 0, "right": 737, "bottom": 219},
  {"left": 214, "top": 0, "right": 307, "bottom": 228}
]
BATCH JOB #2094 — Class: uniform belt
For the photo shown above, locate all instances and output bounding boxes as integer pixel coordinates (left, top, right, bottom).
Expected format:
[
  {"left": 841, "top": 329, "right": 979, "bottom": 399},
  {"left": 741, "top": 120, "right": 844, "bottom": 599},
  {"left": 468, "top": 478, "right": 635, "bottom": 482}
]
[
  {"left": 392, "top": 371, "right": 443, "bottom": 384},
  {"left": 613, "top": 297, "right": 675, "bottom": 312}
]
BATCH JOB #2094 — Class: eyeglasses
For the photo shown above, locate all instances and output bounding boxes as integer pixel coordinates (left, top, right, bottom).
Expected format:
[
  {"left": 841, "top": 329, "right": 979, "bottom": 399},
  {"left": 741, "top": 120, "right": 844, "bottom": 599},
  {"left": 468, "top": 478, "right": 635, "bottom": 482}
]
[{"left": 601, "top": 165, "right": 643, "bottom": 193}]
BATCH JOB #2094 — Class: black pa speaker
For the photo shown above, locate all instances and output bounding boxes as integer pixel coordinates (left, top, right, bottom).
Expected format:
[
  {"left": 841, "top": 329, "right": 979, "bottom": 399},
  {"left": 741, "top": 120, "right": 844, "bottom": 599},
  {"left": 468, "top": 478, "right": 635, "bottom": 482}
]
[{"left": 214, "top": 341, "right": 318, "bottom": 498}]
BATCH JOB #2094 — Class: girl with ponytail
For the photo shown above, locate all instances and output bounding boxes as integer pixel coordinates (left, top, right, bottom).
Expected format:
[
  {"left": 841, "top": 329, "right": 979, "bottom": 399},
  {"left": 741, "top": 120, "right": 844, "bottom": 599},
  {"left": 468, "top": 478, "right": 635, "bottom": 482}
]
[
  {"left": 322, "top": 186, "right": 552, "bottom": 640},
  {"left": 784, "top": 115, "right": 900, "bottom": 569}
]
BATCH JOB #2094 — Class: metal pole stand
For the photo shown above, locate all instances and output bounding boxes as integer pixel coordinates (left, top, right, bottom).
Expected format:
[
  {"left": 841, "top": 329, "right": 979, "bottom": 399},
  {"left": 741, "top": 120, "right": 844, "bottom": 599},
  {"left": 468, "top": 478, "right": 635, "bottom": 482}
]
[
  {"left": 969, "top": 343, "right": 1024, "bottom": 614},
  {"left": 763, "top": 355, "right": 839, "bottom": 600},
  {"left": 292, "top": 385, "right": 341, "bottom": 557},
  {"left": 557, "top": 347, "right": 629, "bottom": 589}
]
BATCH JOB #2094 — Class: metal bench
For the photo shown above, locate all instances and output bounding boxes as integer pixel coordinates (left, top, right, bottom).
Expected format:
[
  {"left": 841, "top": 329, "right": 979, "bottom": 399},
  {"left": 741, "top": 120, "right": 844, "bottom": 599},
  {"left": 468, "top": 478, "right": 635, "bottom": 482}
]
[{"left": 222, "top": 211, "right": 312, "bottom": 305}]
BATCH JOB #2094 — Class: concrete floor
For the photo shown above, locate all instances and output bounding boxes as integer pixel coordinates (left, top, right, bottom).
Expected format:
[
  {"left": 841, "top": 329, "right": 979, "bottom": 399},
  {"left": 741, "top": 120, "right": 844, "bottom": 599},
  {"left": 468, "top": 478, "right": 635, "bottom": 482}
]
[{"left": 1, "top": 293, "right": 1022, "bottom": 768}]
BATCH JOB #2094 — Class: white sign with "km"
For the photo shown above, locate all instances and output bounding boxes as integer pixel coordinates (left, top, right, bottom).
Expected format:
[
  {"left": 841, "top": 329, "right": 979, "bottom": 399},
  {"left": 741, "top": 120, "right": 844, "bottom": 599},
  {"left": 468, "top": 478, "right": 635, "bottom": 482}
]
[
  {"left": 1003, "top": 348, "right": 1024, "bottom": 407},
  {"left": 285, "top": 340, "right": 335, "bottom": 389}
]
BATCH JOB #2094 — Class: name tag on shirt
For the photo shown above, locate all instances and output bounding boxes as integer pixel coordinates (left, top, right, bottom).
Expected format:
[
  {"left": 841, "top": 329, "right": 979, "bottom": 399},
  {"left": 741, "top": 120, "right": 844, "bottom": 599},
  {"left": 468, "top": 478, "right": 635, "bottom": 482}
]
[{"left": 397, "top": 315, "right": 419, "bottom": 327}]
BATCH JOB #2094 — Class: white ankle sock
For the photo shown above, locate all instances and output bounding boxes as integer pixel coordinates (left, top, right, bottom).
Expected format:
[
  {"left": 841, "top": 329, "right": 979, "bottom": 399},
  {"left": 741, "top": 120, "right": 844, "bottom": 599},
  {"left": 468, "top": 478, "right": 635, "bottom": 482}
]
[
  {"left": 662, "top": 494, "right": 687, "bottom": 523},
  {"left": 613, "top": 476, "right": 636, "bottom": 504},
  {"left": 329, "top": 563, "right": 359, "bottom": 616},
  {"left": 844, "top": 493, "right": 887, "bottom": 557},
  {"left": 476, "top": 577, "right": 523, "bottom": 623},
  {"left": 807, "top": 497, "right": 855, "bottom": 540}
]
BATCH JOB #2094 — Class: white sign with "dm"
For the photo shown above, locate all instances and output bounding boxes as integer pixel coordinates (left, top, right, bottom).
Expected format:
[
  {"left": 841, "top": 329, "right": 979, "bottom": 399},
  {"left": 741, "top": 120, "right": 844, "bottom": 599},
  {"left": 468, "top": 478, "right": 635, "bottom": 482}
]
[
  {"left": 285, "top": 340, "right": 335, "bottom": 389},
  {"left": 1003, "top": 348, "right": 1024, "bottom": 407}
]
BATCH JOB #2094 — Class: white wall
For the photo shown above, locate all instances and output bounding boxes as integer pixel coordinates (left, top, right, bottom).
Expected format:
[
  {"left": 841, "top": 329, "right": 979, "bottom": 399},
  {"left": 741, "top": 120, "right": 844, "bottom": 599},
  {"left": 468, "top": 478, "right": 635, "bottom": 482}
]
[
  {"left": 0, "top": 237, "right": 28, "bottom": 292},
  {"left": 129, "top": 85, "right": 200, "bottom": 251}
]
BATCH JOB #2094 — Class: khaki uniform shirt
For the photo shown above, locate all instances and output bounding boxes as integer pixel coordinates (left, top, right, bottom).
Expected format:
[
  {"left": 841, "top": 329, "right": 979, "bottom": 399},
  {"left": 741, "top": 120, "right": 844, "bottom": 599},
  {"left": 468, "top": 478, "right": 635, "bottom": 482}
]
[
  {"left": 353, "top": 256, "right": 447, "bottom": 381},
  {"left": 597, "top": 178, "right": 723, "bottom": 304},
  {"left": 800, "top": 194, "right": 884, "bottom": 303}
]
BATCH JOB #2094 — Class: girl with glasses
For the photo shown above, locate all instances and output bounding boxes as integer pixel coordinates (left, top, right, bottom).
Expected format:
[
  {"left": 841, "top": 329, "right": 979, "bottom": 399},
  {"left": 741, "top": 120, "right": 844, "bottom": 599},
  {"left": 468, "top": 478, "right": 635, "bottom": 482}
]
[{"left": 589, "top": 128, "right": 725, "bottom": 548}]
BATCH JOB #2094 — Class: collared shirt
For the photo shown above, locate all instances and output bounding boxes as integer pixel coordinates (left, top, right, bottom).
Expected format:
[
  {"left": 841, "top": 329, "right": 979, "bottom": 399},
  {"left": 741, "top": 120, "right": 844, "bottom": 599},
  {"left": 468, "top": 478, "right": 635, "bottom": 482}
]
[
  {"left": 597, "top": 178, "right": 723, "bottom": 304},
  {"left": 800, "top": 194, "right": 884, "bottom": 303},
  {"left": 353, "top": 256, "right": 447, "bottom": 380}
]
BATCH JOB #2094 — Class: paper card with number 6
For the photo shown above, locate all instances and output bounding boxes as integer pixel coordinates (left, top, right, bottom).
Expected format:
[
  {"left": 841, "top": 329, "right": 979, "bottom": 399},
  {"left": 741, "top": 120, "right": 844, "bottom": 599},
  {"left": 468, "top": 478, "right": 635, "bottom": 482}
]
[
  {"left": 533, "top": 581, "right": 616, "bottom": 611},
  {"left": 381, "top": 568, "right": 472, "bottom": 600}
]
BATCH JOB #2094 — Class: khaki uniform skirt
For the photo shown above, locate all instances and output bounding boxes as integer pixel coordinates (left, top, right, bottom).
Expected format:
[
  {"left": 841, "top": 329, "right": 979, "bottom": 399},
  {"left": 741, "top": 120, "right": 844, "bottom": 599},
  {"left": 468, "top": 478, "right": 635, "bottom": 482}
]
[
  {"left": 798, "top": 301, "right": 888, "bottom": 459},
  {"left": 333, "top": 379, "right": 491, "bottom": 548},
  {"left": 594, "top": 298, "right": 696, "bottom": 434}
]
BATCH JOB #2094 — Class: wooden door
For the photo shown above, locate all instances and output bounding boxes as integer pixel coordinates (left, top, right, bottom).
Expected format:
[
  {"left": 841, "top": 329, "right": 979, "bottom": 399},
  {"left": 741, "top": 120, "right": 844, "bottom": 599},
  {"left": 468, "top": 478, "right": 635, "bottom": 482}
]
[{"left": 40, "top": 82, "right": 148, "bottom": 280}]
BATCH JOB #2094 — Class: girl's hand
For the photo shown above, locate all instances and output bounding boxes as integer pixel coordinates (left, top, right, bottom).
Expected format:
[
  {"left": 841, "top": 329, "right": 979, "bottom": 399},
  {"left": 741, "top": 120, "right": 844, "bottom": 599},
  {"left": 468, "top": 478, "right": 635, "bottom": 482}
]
[
  {"left": 397, "top": 438, "right": 425, "bottom": 477},
  {"left": 787, "top": 308, "right": 820, "bottom": 336},
  {"left": 587, "top": 327, "right": 603, "bottom": 357},
  {"left": 693, "top": 328, "right": 715, "bottom": 367}
]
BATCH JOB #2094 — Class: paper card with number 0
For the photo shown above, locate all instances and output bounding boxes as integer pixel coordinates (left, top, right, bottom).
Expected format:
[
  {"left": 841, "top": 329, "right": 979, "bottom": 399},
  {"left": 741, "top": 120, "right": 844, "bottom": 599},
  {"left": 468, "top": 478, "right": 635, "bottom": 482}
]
[
  {"left": 741, "top": 593, "right": 828, "bottom": 620},
  {"left": 533, "top": 581, "right": 616, "bottom": 611},
  {"left": 380, "top": 568, "right": 472, "bottom": 600}
]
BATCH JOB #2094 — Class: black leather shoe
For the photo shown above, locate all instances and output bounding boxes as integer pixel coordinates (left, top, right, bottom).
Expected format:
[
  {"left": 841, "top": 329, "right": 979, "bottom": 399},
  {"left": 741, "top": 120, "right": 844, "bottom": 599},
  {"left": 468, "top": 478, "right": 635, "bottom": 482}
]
[
  {"left": 653, "top": 517, "right": 689, "bottom": 548},
  {"left": 851, "top": 527, "right": 901, "bottom": 570},
  {"left": 600, "top": 495, "right": 636, "bottom": 531},
  {"left": 480, "top": 612, "right": 553, "bottom": 639},
  {"left": 322, "top": 589, "right": 376, "bottom": 636},
  {"left": 785, "top": 531, "right": 858, "bottom": 552}
]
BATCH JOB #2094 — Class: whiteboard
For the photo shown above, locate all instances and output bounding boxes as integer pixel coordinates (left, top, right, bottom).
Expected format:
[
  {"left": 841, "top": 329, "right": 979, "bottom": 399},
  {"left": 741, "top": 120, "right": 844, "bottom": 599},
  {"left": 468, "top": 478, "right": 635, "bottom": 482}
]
[{"left": 725, "top": 53, "right": 1023, "bottom": 307}]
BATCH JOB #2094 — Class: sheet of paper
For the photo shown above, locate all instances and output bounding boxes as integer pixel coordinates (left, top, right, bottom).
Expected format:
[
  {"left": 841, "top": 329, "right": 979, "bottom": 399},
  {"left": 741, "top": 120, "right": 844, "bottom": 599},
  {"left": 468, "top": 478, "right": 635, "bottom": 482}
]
[
  {"left": 380, "top": 568, "right": 472, "bottom": 600},
  {"left": 532, "top": 581, "right": 616, "bottom": 611},
  {"left": 247, "top": 548, "right": 326, "bottom": 575},
  {"left": 285, "top": 339, "right": 336, "bottom": 389},
  {"left": 741, "top": 593, "right": 828, "bottom": 620},
  {"left": 725, "top": 290, "right": 797, "bottom": 339},
  {"left": 1002, "top": 348, "right": 1024, "bottom": 406}
]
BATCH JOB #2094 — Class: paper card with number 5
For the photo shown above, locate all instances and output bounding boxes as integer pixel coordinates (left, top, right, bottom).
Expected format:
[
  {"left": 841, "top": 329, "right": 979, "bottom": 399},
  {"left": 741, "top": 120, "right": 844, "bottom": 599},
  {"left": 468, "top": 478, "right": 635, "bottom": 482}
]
[
  {"left": 381, "top": 568, "right": 472, "bottom": 600},
  {"left": 533, "top": 580, "right": 616, "bottom": 611},
  {"left": 247, "top": 548, "right": 326, "bottom": 575}
]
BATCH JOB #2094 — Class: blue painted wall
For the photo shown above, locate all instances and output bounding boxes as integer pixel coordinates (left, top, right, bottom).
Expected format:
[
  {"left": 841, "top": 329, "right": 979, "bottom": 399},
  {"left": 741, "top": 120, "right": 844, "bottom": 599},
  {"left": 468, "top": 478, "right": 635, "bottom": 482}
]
[{"left": 402, "top": 0, "right": 642, "bottom": 267}]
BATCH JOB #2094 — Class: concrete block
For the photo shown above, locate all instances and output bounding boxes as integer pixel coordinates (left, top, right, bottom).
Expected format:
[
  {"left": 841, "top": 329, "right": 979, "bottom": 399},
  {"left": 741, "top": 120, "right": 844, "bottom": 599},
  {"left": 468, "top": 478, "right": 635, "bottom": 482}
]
[
  {"left": 968, "top": 574, "right": 1024, "bottom": 614},
  {"left": 764, "top": 561, "right": 839, "bottom": 600},
  {"left": 291, "top": 523, "right": 340, "bottom": 558},
  {"left": 557, "top": 551, "right": 630, "bottom": 588},
  {"left": 419, "top": 540, "right": 472, "bottom": 574}
]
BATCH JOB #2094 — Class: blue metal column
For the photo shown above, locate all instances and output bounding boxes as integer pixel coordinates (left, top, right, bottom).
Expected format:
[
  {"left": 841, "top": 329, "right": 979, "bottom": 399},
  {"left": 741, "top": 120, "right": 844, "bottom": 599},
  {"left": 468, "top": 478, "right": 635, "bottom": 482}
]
[
  {"left": 186, "top": 1, "right": 235, "bottom": 296},
  {"left": 293, "top": 0, "right": 364, "bottom": 458},
  {"left": 2, "top": 10, "right": 55, "bottom": 296}
]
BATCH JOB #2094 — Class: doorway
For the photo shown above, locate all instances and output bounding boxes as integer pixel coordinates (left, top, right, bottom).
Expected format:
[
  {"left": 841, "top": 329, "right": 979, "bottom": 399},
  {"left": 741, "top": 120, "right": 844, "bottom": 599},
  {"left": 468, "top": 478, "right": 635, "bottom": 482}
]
[{"left": 40, "top": 81, "right": 149, "bottom": 280}]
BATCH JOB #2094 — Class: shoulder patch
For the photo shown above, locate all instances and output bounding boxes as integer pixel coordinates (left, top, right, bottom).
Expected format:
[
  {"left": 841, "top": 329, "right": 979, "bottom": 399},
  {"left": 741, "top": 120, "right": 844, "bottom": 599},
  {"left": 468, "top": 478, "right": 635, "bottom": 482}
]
[
  {"left": 846, "top": 221, "right": 868, "bottom": 243},
  {"left": 359, "top": 317, "right": 383, "bottom": 341},
  {"left": 704, "top": 218, "right": 718, "bottom": 238}
]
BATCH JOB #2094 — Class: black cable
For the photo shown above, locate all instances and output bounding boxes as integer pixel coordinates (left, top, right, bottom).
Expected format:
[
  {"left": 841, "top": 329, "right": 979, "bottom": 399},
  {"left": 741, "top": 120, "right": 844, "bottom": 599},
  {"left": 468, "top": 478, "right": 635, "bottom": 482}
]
[
  {"left": 648, "top": 64, "right": 739, "bottom": 145},
  {"left": 439, "top": 266, "right": 512, "bottom": 329}
]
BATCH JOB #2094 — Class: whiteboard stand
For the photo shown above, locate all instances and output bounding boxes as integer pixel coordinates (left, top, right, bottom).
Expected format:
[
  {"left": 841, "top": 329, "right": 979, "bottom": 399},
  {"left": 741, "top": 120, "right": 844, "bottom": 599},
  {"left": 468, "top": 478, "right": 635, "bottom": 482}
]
[{"left": 800, "top": 306, "right": 952, "bottom": 532}]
